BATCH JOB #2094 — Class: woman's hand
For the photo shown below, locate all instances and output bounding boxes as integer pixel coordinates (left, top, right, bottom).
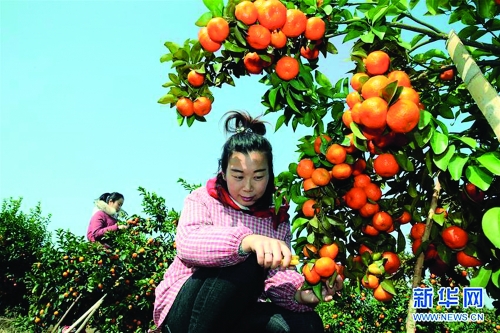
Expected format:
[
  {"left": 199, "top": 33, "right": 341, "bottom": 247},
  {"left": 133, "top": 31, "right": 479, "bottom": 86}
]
[
  {"left": 118, "top": 224, "right": 128, "bottom": 230},
  {"left": 240, "top": 234, "right": 292, "bottom": 269},
  {"left": 295, "top": 274, "right": 344, "bottom": 305}
]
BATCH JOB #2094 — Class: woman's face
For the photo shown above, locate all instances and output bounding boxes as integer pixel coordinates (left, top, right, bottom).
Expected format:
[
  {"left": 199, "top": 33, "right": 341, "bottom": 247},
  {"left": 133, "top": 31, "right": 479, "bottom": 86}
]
[
  {"left": 225, "top": 151, "right": 270, "bottom": 207},
  {"left": 109, "top": 198, "right": 124, "bottom": 212}
]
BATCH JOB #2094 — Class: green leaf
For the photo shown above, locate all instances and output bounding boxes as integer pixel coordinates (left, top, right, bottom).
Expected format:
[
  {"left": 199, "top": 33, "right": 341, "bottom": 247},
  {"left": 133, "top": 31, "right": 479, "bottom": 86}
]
[
  {"left": 223, "top": 41, "right": 247, "bottom": 53},
  {"left": 470, "top": 266, "right": 492, "bottom": 288},
  {"left": 269, "top": 87, "right": 279, "bottom": 110},
  {"left": 286, "top": 91, "right": 300, "bottom": 113},
  {"left": 168, "top": 73, "right": 181, "bottom": 85},
  {"left": 360, "top": 31, "right": 375, "bottom": 43},
  {"left": 203, "top": 0, "right": 224, "bottom": 17},
  {"left": 195, "top": 12, "right": 213, "bottom": 27},
  {"left": 492, "top": 268, "right": 500, "bottom": 289},
  {"left": 171, "top": 60, "right": 187, "bottom": 68},
  {"left": 430, "top": 131, "right": 448, "bottom": 155},
  {"left": 158, "top": 94, "right": 176, "bottom": 105},
  {"left": 433, "top": 144, "right": 455, "bottom": 172},
  {"left": 164, "top": 41, "right": 180, "bottom": 53},
  {"left": 477, "top": 152, "right": 500, "bottom": 175},
  {"left": 448, "top": 154, "right": 468, "bottom": 181},
  {"left": 160, "top": 53, "right": 172, "bottom": 63},
  {"left": 456, "top": 136, "right": 477, "bottom": 149},
  {"left": 465, "top": 165, "right": 493, "bottom": 191},
  {"left": 380, "top": 279, "right": 396, "bottom": 295},
  {"left": 275, "top": 115, "right": 286, "bottom": 131},
  {"left": 482, "top": 207, "right": 500, "bottom": 249},
  {"left": 315, "top": 71, "right": 332, "bottom": 88}
]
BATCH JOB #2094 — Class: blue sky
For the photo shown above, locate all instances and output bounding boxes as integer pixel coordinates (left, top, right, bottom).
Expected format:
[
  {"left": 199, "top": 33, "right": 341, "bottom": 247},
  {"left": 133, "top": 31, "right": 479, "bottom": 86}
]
[{"left": 0, "top": 0, "right": 354, "bottom": 236}]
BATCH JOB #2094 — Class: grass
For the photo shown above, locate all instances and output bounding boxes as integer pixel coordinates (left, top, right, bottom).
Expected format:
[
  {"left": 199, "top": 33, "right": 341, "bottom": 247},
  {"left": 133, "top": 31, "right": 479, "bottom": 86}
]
[{"left": 0, "top": 317, "right": 26, "bottom": 333}]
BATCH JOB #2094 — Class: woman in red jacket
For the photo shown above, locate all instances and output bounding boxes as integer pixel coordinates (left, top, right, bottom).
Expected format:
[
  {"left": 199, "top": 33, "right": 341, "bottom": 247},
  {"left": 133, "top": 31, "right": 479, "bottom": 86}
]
[{"left": 86, "top": 192, "right": 127, "bottom": 242}]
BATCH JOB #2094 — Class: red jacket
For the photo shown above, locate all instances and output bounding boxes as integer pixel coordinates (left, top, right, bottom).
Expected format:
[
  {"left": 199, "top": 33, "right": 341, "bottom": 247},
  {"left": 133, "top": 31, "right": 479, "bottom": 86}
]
[{"left": 86, "top": 200, "right": 119, "bottom": 242}]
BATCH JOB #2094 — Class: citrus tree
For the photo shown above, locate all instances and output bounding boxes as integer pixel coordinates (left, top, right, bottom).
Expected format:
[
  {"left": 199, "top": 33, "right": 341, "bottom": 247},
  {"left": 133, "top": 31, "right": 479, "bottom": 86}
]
[
  {"left": 0, "top": 198, "right": 51, "bottom": 318},
  {"left": 158, "top": 0, "right": 500, "bottom": 331},
  {"left": 18, "top": 187, "right": 179, "bottom": 333}
]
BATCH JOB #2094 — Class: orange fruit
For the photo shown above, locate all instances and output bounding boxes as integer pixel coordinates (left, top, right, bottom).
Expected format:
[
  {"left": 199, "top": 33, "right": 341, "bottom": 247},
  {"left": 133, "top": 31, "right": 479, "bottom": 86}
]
[
  {"left": 362, "top": 127, "right": 384, "bottom": 141},
  {"left": 345, "top": 187, "right": 368, "bottom": 210},
  {"left": 410, "top": 223, "right": 426, "bottom": 240},
  {"left": 361, "top": 75, "right": 390, "bottom": 100},
  {"left": 187, "top": 70, "right": 205, "bottom": 87},
  {"left": 247, "top": 24, "right": 271, "bottom": 50},
  {"left": 373, "top": 285, "right": 393, "bottom": 302},
  {"left": 235, "top": 1, "right": 258, "bottom": 25},
  {"left": 412, "top": 238, "right": 422, "bottom": 255},
  {"left": 372, "top": 131, "right": 395, "bottom": 148},
  {"left": 302, "top": 199, "right": 319, "bottom": 217},
  {"left": 398, "top": 86, "right": 420, "bottom": 105},
  {"left": 395, "top": 211, "right": 411, "bottom": 224},
  {"left": 352, "top": 159, "right": 366, "bottom": 176},
  {"left": 270, "top": 30, "right": 287, "bottom": 49},
  {"left": 319, "top": 243, "right": 339, "bottom": 260},
  {"left": 358, "top": 96, "right": 388, "bottom": 131},
  {"left": 346, "top": 91, "right": 362, "bottom": 109},
  {"left": 350, "top": 102, "right": 362, "bottom": 124},
  {"left": 372, "top": 211, "right": 393, "bottom": 232},
  {"left": 243, "top": 52, "right": 264, "bottom": 74},
  {"left": 331, "top": 163, "right": 353, "bottom": 180},
  {"left": 302, "top": 243, "right": 318, "bottom": 258},
  {"left": 311, "top": 167, "right": 331, "bottom": 186},
  {"left": 341, "top": 109, "right": 353, "bottom": 129},
  {"left": 464, "top": 182, "right": 485, "bottom": 202},
  {"left": 361, "top": 219, "right": 381, "bottom": 232},
  {"left": 198, "top": 27, "right": 222, "bottom": 52},
  {"left": 193, "top": 96, "right": 212, "bottom": 116},
  {"left": 456, "top": 251, "right": 482, "bottom": 267},
  {"left": 305, "top": 17, "right": 326, "bottom": 40},
  {"left": 257, "top": 0, "right": 287, "bottom": 31},
  {"left": 387, "top": 70, "right": 412, "bottom": 87},
  {"left": 300, "top": 45, "right": 320, "bottom": 60},
  {"left": 439, "top": 68, "right": 454, "bottom": 81},
  {"left": 275, "top": 56, "right": 299, "bottom": 81},
  {"left": 314, "top": 257, "right": 337, "bottom": 278},
  {"left": 176, "top": 97, "right": 194, "bottom": 117},
  {"left": 302, "top": 263, "right": 321, "bottom": 285},
  {"left": 364, "top": 50, "right": 390, "bottom": 75},
  {"left": 350, "top": 72, "right": 369, "bottom": 92},
  {"left": 359, "top": 244, "right": 372, "bottom": 255},
  {"left": 363, "top": 183, "right": 382, "bottom": 201},
  {"left": 313, "top": 134, "right": 331, "bottom": 154},
  {"left": 281, "top": 8, "right": 307, "bottom": 37},
  {"left": 297, "top": 159, "right": 315, "bottom": 179},
  {"left": 442, "top": 226, "right": 468, "bottom": 250},
  {"left": 325, "top": 144, "right": 347, "bottom": 164},
  {"left": 361, "top": 274, "right": 380, "bottom": 289},
  {"left": 206, "top": 17, "right": 230, "bottom": 42},
  {"left": 386, "top": 99, "right": 420, "bottom": 134},
  {"left": 373, "top": 153, "right": 400, "bottom": 178},
  {"left": 303, "top": 178, "right": 318, "bottom": 191},
  {"left": 382, "top": 251, "right": 400, "bottom": 274},
  {"left": 353, "top": 174, "right": 371, "bottom": 188}
]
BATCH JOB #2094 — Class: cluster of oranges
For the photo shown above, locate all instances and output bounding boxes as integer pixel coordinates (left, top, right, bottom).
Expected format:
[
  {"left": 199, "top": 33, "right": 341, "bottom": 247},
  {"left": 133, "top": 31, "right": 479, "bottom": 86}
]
[
  {"left": 300, "top": 243, "right": 344, "bottom": 287},
  {"left": 343, "top": 50, "right": 423, "bottom": 153},
  {"left": 200, "top": 0, "right": 326, "bottom": 81},
  {"left": 174, "top": 69, "right": 213, "bottom": 118}
]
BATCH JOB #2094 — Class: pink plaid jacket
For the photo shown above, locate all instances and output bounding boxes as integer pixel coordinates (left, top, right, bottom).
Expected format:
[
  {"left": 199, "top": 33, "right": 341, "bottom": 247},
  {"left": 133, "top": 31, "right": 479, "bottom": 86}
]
[{"left": 152, "top": 186, "right": 312, "bottom": 329}]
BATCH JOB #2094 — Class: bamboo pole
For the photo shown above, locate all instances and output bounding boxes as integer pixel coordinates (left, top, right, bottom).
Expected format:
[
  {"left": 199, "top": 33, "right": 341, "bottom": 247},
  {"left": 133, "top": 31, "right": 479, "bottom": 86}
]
[
  {"left": 62, "top": 294, "right": 107, "bottom": 333},
  {"left": 406, "top": 178, "right": 441, "bottom": 333},
  {"left": 446, "top": 30, "right": 500, "bottom": 141}
]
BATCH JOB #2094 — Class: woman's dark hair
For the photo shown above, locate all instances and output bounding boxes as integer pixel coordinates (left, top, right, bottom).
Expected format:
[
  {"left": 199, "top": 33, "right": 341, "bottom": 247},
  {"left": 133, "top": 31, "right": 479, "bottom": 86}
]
[
  {"left": 217, "top": 110, "right": 275, "bottom": 207},
  {"left": 98, "top": 192, "right": 124, "bottom": 203}
]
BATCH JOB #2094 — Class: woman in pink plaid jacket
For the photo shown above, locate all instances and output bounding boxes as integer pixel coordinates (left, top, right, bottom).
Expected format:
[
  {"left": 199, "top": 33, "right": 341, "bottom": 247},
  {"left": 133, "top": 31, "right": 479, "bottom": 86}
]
[{"left": 151, "top": 111, "right": 342, "bottom": 333}]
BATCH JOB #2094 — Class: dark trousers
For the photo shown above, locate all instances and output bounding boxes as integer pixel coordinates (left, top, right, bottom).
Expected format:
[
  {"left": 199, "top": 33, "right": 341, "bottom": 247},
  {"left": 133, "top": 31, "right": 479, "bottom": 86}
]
[{"left": 162, "top": 254, "right": 324, "bottom": 333}]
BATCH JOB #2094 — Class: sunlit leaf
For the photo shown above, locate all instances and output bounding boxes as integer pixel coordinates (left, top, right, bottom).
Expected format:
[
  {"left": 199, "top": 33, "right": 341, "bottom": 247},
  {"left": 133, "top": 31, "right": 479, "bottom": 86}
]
[
  {"left": 482, "top": 207, "right": 500, "bottom": 249},
  {"left": 448, "top": 154, "right": 469, "bottom": 181},
  {"left": 477, "top": 152, "right": 500, "bottom": 175},
  {"left": 430, "top": 131, "right": 448, "bottom": 155},
  {"left": 470, "top": 266, "right": 492, "bottom": 288},
  {"left": 465, "top": 165, "right": 493, "bottom": 191}
]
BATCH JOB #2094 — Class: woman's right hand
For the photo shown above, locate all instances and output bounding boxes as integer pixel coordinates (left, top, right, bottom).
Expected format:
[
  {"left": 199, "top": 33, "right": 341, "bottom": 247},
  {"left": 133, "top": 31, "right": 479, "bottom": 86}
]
[
  {"left": 240, "top": 234, "right": 292, "bottom": 269},
  {"left": 118, "top": 224, "right": 128, "bottom": 230}
]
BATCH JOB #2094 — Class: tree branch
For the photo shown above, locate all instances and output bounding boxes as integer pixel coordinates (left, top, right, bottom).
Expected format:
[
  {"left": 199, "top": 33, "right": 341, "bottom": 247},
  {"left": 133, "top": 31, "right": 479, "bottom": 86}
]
[{"left": 405, "top": 176, "right": 441, "bottom": 333}]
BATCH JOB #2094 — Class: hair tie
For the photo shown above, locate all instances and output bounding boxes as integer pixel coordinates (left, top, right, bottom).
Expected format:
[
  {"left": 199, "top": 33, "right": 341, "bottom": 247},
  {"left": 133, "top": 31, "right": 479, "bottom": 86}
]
[{"left": 236, "top": 126, "right": 253, "bottom": 134}]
